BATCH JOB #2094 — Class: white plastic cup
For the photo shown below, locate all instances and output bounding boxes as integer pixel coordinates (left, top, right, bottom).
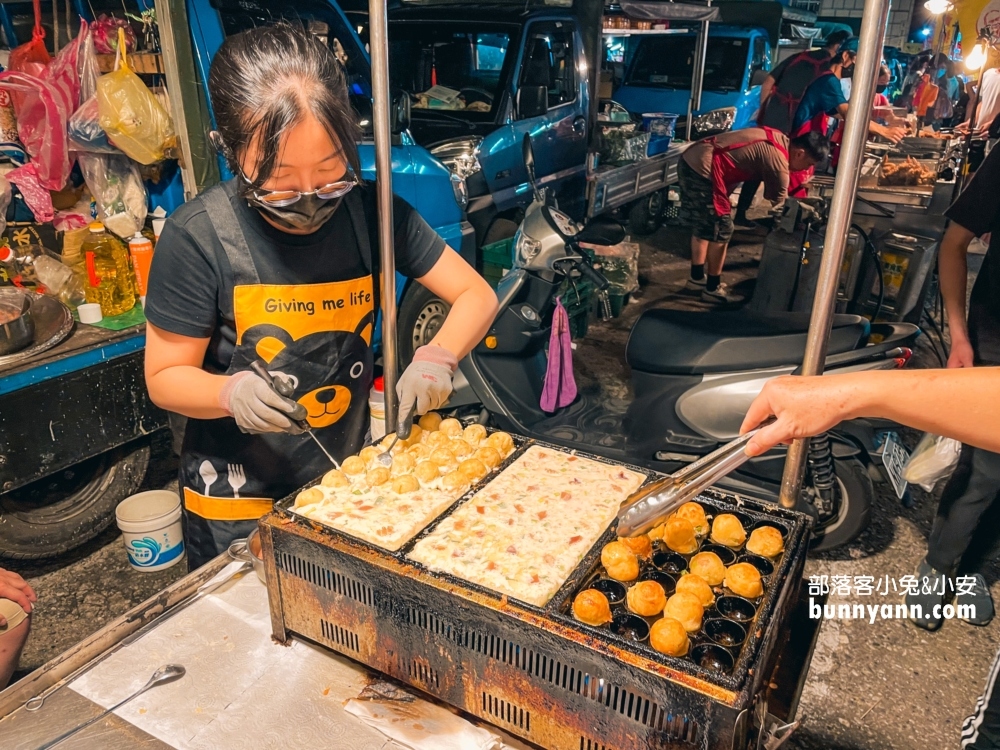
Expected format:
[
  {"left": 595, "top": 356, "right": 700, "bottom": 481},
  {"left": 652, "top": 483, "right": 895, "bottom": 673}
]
[
  {"left": 369, "top": 376, "right": 386, "bottom": 441},
  {"left": 115, "top": 490, "right": 185, "bottom": 571},
  {"left": 77, "top": 303, "right": 103, "bottom": 324}
]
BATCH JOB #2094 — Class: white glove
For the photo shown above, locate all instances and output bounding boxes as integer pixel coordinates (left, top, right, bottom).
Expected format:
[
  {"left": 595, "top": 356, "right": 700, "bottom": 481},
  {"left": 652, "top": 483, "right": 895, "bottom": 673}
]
[
  {"left": 396, "top": 345, "right": 458, "bottom": 417},
  {"left": 220, "top": 370, "right": 308, "bottom": 435}
]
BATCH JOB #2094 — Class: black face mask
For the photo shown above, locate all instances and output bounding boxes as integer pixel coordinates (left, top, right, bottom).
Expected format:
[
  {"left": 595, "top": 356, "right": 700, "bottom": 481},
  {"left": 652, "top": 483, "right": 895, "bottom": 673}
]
[
  {"left": 248, "top": 193, "right": 343, "bottom": 233},
  {"left": 876, "top": 83, "right": 888, "bottom": 93},
  {"left": 842, "top": 64, "right": 855, "bottom": 79}
]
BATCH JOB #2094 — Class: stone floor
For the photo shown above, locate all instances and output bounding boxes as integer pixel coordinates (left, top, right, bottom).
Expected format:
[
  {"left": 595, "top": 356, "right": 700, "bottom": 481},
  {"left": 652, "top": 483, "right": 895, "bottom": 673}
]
[{"left": 5, "top": 218, "right": 996, "bottom": 750}]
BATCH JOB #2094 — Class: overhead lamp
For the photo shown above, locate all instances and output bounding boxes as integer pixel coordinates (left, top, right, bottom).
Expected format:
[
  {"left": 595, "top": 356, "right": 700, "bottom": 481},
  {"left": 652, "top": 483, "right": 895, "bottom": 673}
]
[
  {"left": 966, "top": 42, "right": 988, "bottom": 70},
  {"left": 923, "top": 0, "right": 953, "bottom": 15}
]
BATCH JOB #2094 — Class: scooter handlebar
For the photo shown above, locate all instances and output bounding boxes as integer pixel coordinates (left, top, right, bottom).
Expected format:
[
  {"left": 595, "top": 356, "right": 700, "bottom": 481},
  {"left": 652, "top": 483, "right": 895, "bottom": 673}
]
[{"left": 573, "top": 259, "right": 610, "bottom": 291}]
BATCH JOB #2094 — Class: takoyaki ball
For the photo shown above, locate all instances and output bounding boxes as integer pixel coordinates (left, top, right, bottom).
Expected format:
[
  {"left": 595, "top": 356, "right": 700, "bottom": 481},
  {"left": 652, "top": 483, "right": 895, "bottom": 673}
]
[
  {"left": 320, "top": 469, "right": 349, "bottom": 488},
  {"left": 573, "top": 589, "right": 613, "bottom": 626},
  {"left": 408, "top": 443, "right": 431, "bottom": 460},
  {"left": 404, "top": 424, "right": 423, "bottom": 446},
  {"left": 464, "top": 424, "right": 488, "bottom": 446},
  {"left": 341, "top": 456, "right": 366, "bottom": 476},
  {"left": 600, "top": 541, "right": 640, "bottom": 582},
  {"left": 711, "top": 514, "right": 747, "bottom": 548},
  {"left": 429, "top": 446, "right": 457, "bottom": 468},
  {"left": 647, "top": 522, "right": 666, "bottom": 542},
  {"left": 688, "top": 551, "right": 726, "bottom": 586},
  {"left": 664, "top": 591, "right": 705, "bottom": 633},
  {"left": 474, "top": 446, "right": 502, "bottom": 470},
  {"left": 418, "top": 412, "right": 443, "bottom": 432},
  {"left": 724, "top": 563, "right": 763, "bottom": 599},
  {"left": 617, "top": 534, "right": 653, "bottom": 560},
  {"left": 438, "top": 418, "right": 463, "bottom": 438},
  {"left": 650, "top": 617, "right": 690, "bottom": 657},
  {"left": 390, "top": 452, "right": 416, "bottom": 476},
  {"left": 423, "top": 430, "right": 451, "bottom": 449},
  {"left": 676, "top": 501, "right": 709, "bottom": 536},
  {"left": 663, "top": 516, "right": 699, "bottom": 554},
  {"left": 359, "top": 445, "right": 382, "bottom": 467},
  {"left": 294, "top": 487, "right": 324, "bottom": 508},
  {"left": 626, "top": 580, "right": 667, "bottom": 617},
  {"left": 459, "top": 458, "right": 489, "bottom": 483},
  {"left": 414, "top": 460, "right": 440, "bottom": 484},
  {"left": 746, "top": 527, "right": 784, "bottom": 558},
  {"left": 442, "top": 470, "right": 469, "bottom": 493},
  {"left": 450, "top": 439, "right": 475, "bottom": 458},
  {"left": 366, "top": 467, "right": 391, "bottom": 487},
  {"left": 486, "top": 431, "right": 514, "bottom": 456},
  {"left": 675, "top": 573, "right": 715, "bottom": 608},
  {"left": 391, "top": 474, "right": 420, "bottom": 494}
]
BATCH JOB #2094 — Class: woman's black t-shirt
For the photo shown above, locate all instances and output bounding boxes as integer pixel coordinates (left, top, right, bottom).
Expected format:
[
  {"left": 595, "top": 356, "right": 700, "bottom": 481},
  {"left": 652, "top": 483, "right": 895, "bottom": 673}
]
[{"left": 144, "top": 181, "right": 445, "bottom": 372}]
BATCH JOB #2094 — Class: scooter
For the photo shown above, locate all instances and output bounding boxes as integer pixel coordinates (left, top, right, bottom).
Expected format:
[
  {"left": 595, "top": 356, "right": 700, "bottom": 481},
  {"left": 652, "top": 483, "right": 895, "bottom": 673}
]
[{"left": 451, "top": 136, "right": 921, "bottom": 550}]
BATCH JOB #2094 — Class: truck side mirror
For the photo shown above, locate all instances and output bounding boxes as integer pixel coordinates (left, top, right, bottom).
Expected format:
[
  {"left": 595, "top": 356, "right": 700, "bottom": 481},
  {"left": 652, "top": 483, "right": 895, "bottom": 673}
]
[
  {"left": 392, "top": 91, "right": 411, "bottom": 134},
  {"left": 517, "top": 85, "right": 548, "bottom": 119},
  {"left": 750, "top": 69, "right": 769, "bottom": 88}
]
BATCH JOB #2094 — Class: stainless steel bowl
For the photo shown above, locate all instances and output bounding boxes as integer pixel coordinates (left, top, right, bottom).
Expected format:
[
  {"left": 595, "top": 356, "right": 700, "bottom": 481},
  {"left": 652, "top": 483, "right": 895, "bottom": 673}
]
[
  {"left": 228, "top": 527, "right": 265, "bottom": 583},
  {"left": 0, "top": 289, "right": 34, "bottom": 356}
]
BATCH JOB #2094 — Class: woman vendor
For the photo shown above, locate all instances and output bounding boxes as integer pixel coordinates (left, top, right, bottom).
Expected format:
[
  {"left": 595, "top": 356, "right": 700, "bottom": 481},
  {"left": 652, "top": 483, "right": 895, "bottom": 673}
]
[{"left": 143, "top": 25, "right": 498, "bottom": 568}]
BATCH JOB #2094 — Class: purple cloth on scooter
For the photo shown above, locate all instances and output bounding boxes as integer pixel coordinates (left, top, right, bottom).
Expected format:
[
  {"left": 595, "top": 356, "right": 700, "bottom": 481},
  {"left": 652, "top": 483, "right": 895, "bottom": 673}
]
[{"left": 540, "top": 297, "right": 577, "bottom": 412}]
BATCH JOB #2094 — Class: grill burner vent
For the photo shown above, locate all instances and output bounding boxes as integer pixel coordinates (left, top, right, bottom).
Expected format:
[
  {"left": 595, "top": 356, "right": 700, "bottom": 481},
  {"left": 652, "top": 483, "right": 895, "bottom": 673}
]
[
  {"left": 320, "top": 619, "right": 359, "bottom": 652},
  {"left": 403, "top": 604, "right": 684, "bottom": 733},
  {"left": 402, "top": 656, "right": 440, "bottom": 688},
  {"left": 482, "top": 691, "right": 531, "bottom": 732},
  {"left": 278, "top": 552, "right": 373, "bottom": 607}
]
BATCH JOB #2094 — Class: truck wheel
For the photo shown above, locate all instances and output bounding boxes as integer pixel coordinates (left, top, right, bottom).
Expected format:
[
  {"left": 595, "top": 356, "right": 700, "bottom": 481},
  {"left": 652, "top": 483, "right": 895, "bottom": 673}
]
[
  {"left": 0, "top": 441, "right": 150, "bottom": 559},
  {"left": 627, "top": 190, "right": 665, "bottom": 237},
  {"left": 809, "top": 458, "right": 873, "bottom": 552},
  {"left": 398, "top": 283, "right": 451, "bottom": 366}
]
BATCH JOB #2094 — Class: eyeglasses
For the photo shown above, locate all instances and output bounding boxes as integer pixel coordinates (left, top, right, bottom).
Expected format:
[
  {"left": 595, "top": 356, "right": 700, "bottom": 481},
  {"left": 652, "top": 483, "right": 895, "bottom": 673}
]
[{"left": 244, "top": 172, "right": 359, "bottom": 207}]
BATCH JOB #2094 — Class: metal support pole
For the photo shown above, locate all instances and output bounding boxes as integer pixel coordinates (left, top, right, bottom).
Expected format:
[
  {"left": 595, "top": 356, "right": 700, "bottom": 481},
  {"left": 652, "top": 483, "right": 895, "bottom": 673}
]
[
  {"left": 686, "top": 5, "right": 711, "bottom": 141},
  {"left": 777, "top": 0, "right": 890, "bottom": 508},
  {"left": 368, "top": 0, "right": 399, "bottom": 428}
]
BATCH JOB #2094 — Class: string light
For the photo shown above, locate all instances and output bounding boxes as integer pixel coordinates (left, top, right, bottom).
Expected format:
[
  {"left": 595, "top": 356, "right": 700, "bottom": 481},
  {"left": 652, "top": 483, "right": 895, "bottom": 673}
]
[{"left": 923, "top": 0, "right": 954, "bottom": 15}]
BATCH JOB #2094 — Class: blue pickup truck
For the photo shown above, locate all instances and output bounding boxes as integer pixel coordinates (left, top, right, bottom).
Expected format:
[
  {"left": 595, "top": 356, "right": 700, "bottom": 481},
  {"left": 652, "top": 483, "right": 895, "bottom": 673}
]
[{"left": 611, "top": 25, "right": 772, "bottom": 138}]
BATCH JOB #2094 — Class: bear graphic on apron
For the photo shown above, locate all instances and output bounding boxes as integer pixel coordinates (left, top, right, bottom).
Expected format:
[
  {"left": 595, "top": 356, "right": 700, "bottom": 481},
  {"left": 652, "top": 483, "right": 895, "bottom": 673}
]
[{"left": 179, "top": 181, "right": 378, "bottom": 568}]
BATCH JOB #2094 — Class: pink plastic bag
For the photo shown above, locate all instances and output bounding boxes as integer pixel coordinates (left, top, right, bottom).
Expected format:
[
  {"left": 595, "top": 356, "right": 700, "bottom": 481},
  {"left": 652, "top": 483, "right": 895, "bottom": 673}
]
[
  {"left": 0, "top": 22, "right": 85, "bottom": 193},
  {"left": 7, "top": 163, "right": 55, "bottom": 222}
]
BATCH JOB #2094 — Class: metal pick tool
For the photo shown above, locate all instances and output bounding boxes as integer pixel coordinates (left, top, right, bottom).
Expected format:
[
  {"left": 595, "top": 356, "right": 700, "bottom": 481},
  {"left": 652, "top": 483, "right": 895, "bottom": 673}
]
[
  {"left": 249, "top": 360, "right": 340, "bottom": 469},
  {"left": 36, "top": 664, "right": 185, "bottom": 749},
  {"left": 616, "top": 420, "right": 774, "bottom": 538},
  {"left": 377, "top": 398, "right": 418, "bottom": 467}
]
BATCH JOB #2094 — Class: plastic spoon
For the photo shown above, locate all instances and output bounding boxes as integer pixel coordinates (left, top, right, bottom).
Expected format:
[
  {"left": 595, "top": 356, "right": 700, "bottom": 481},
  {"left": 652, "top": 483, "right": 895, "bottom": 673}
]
[{"left": 36, "top": 664, "right": 186, "bottom": 749}]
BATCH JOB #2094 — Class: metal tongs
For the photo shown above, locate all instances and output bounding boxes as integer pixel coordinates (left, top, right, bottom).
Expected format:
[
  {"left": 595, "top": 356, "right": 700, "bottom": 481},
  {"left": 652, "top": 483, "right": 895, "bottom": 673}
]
[{"left": 616, "top": 420, "right": 773, "bottom": 537}]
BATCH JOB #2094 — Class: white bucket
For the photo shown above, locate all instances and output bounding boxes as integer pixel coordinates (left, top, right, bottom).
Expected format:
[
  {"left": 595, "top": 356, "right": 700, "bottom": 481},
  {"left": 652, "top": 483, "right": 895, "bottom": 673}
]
[{"left": 115, "top": 490, "right": 185, "bottom": 571}]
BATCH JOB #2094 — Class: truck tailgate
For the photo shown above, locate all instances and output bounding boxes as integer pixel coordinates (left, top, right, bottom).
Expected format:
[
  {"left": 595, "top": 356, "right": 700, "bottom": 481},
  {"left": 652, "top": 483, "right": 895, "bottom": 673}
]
[{"left": 587, "top": 141, "right": 691, "bottom": 218}]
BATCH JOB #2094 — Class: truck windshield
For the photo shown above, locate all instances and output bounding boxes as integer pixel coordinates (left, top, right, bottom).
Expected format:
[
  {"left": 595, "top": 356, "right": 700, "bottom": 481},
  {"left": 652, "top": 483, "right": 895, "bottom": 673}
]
[
  {"left": 626, "top": 36, "right": 749, "bottom": 92},
  {"left": 389, "top": 23, "right": 513, "bottom": 119}
]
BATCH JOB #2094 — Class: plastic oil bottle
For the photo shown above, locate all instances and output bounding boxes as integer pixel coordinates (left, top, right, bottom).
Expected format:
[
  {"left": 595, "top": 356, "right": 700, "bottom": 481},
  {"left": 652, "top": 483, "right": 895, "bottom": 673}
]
[{"left": 80, "top": 222, "right": 135, "bottom": 316}]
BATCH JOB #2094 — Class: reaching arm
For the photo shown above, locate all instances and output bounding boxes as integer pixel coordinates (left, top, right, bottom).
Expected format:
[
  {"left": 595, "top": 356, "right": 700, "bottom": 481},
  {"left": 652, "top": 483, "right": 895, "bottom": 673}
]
[
  {"left": 144, "top": 325, "right": 230, "bottom": 419},
  {"left": 938, "top": 222, "right": 975, "bottom": 367},
  {"left": 759, "top": 74, "right": 777, "bottom": 104},
  {"left": 741, "top": 368, "right": 1000, "bottom": 455},
  {"left": 415, "top": 246, "right": 499, "bottom": 359}
]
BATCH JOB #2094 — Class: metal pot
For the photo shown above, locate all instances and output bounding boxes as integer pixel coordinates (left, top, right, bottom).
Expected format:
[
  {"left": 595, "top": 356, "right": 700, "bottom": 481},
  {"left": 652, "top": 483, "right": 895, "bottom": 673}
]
[
  {"left": 228, "top": 527, "right": 265, "bottom": 583},
  {"left": 0, "top": 289, "right": 34, "bottom": 355}
]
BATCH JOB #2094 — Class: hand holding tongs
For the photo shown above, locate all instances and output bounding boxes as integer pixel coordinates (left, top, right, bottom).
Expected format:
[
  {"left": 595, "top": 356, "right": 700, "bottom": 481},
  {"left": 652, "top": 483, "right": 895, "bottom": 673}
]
[{"left": 616, "top": 420, "right": 773, "bottom": 537}]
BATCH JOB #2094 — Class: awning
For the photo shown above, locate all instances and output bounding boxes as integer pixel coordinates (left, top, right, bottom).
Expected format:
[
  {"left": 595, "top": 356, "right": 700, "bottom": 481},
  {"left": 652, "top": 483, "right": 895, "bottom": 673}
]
[{"left": 619, "top": 0, "right": 720, "bottom": 22}]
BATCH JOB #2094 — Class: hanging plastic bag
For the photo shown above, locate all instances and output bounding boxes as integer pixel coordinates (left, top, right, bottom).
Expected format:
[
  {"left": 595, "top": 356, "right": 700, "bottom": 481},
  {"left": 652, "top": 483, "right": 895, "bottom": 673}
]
[
  {"left": 8, "top": 0, "right": 50, "bottom": 77},
  {"left": 70, "top": 20, "right": 117, "bottom": 153},
  {"left": 91, "top": 15, "right": 136, "bottom": 55},
  {"left": 902, "top": 433, "right": 962, "bottom": 492},
  {"left": 78, "top": 152, "right": 148, "bottom": 238},
  {"left": 96, "top": 28, "right": 175, "bottom": 164}
]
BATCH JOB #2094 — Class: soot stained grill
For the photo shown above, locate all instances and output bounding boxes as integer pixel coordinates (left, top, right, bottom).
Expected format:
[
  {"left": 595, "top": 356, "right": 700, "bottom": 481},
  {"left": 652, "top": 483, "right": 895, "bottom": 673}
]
[{"left": 261, "top": 440, "right": 816, "bottom": 750}]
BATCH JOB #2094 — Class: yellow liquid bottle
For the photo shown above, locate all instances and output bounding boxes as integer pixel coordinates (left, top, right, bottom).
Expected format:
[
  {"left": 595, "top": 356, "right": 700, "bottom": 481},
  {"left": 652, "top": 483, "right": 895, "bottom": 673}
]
[{"left": 81, "top": 222, "right": 135, "bottom": 317}]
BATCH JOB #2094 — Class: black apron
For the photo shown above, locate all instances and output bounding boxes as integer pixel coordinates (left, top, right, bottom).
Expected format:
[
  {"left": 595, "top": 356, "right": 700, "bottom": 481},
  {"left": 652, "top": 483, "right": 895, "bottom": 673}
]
[{"left": 179, "top": 183, "right": 377, "bottom": 568}]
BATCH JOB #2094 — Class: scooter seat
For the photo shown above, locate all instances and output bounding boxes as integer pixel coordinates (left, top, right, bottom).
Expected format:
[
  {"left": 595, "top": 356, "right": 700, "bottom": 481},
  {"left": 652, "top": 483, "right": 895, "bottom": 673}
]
[
  {"left": 575, "top": 217, "right": 626, "bottom": 247},
  {"left": 626, "top": 310, "right": 870, "bottom": 375}
]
